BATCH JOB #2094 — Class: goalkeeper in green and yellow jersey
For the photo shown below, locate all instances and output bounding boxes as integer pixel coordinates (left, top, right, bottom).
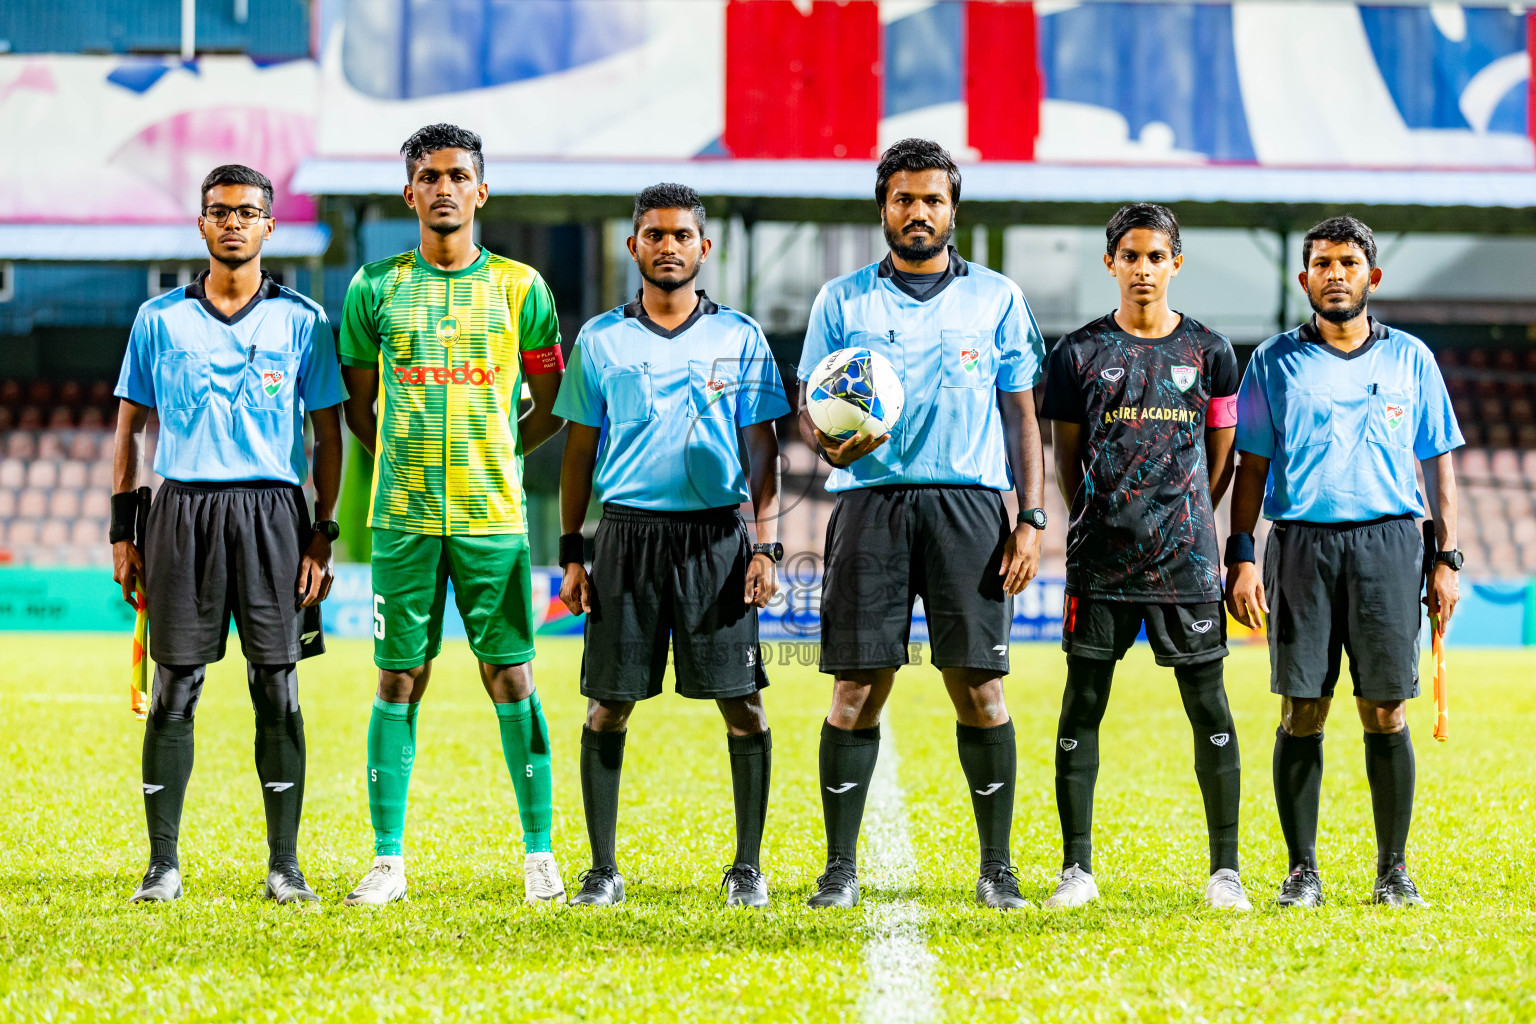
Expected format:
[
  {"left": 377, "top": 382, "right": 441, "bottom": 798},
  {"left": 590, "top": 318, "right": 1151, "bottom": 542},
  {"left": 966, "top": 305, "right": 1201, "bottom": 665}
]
[{"left": 337, "top": 124, "right": 569, "bottom": 906}]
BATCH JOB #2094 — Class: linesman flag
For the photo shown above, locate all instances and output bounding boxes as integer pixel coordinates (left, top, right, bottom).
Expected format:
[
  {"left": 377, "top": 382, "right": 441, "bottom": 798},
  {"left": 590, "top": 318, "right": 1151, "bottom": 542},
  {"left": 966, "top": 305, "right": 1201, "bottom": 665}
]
[
  {"left": 1422, "top": 519, "right": 1449, "bottom": 742},
  {"left": 129, "top": 485, "right": 150, "bottom": 720}
]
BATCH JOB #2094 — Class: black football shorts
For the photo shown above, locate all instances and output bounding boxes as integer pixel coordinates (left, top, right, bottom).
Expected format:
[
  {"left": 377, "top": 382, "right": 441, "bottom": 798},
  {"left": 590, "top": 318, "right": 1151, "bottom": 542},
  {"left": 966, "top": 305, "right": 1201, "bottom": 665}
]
[
  {"left": 1061, "top": 595, "right": 1228, "bottom": 666},
  {"left": 581, "top": 504, "right": 769, "bottom": 702},
  {"left": 1263, "top": 515, "right": 1422, "bottom": 702},
  {"left": 818, "top": 484, "right": 1012, "bottom": 675},
  {"left": 145, "top": 479, "right": 320, "bottom": 665}
]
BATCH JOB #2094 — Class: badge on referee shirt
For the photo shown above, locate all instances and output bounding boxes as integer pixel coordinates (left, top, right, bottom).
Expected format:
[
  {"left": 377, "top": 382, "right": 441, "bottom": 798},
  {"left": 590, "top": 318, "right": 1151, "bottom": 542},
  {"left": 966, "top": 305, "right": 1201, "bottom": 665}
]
[
  {"left": 1170, "top": 365, "right": 1197, "bottom": 392},
  {"left": 1385, "top": 404, "right": 1404, "bottom": 430},
  {"left": 961, "top": 348, "right": 980, "bottom": 374},
  {"left": 261, "top": 370, "right": 286, "bottom": 396}
]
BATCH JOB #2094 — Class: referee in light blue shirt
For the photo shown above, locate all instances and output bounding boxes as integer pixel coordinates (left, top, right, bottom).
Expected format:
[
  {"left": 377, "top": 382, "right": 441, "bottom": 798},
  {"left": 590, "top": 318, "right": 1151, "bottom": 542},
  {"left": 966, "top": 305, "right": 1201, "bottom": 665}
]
[
  {"left": 796, "top": 140, "right": 1048, "bottom": 911},
  {"left": 111, "top": 165, "right": 346, "bottom": 906},
  {"left": 1227, "top": 215, "right": 1463, "bottom": 911},
  {"left": 554, "top": 184, "right": 789, "bottom": 909}
]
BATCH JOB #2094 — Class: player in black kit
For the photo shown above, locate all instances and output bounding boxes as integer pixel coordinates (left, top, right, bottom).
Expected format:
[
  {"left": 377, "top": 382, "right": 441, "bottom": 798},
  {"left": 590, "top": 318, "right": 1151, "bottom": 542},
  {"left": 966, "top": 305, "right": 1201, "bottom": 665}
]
[{"left": 1040, "top": 204, "right": 1249, "bottom": 910}]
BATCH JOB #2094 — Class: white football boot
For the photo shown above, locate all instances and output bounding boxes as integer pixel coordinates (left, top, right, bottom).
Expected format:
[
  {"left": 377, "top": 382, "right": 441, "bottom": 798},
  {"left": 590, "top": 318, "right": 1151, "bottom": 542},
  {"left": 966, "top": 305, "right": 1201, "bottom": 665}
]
[
  {"left": 524, "top": 852, "right": 567, "bottom": 905},
  {"left": 342, "top": 855, "right": 407, "bottom": 906},
  {"left": 1204, "top": 868, "right": 1253, "bottom": 910},
  {"left": 1043, "top": 864, "right": 1099, "bottom": 908}
]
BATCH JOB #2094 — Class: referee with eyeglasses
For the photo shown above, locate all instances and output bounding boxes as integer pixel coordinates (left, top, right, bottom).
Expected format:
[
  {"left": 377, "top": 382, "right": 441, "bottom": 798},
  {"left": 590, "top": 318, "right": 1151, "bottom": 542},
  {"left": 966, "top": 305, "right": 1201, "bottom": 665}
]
[
  {"left": 1226, "top": 214, "right": 1462, "bottom": 909},
  {"left": 111, "top": 164, "right": 346, "bottom": 904}
]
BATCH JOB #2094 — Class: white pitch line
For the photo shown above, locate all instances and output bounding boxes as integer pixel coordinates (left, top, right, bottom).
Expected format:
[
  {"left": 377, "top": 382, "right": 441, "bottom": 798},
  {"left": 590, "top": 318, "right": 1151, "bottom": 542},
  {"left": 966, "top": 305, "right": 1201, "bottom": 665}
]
[{"left": 858, "top": 727, "right": 937, "bottom": 1024}]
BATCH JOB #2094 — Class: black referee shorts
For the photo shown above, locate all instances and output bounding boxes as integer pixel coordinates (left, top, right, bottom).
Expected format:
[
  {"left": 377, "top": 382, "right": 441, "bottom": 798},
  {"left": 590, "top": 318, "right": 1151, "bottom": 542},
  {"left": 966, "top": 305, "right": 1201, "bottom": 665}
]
[
  {"left": 581, "top": 503, "right": 768, "bottom": 702},
  {"left": 1263, "top": 515, "right": 1422, "bottom": 702},
  {"left": 819, "top": 485, "right": 1012, "bottom": 675},
  {"left": 145, "top": 480, "right": 319, "bottom": 665}
]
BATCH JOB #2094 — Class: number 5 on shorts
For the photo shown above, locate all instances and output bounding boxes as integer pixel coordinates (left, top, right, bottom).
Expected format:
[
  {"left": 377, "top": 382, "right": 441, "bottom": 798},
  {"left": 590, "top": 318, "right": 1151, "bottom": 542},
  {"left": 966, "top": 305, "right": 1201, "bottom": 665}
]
[{"left": 373, "top": 594, "right": 386, "bottom": 639}]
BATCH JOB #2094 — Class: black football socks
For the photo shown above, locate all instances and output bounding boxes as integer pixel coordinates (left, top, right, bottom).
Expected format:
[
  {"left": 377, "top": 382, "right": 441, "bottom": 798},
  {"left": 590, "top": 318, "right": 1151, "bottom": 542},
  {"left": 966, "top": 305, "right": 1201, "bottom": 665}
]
[
  {"left": 1364, "top": 727, "right": 1416, "bottom": 875},
  {"left": 1174, "top": 660, "right": 1241, "bottom": 874},
  {"left": 956, "top": 721, "right": 1016, "bottom": 868},
  {"left": 141, "top": 664, "right": 205, "bottom": 866},
  {"left": 1273, "top": 726, "right": 1324, "bottom": 871},
  {"left": 249, "top": 664, "right": 305, "bottom": 868},
  {"left": 580, "top": 727, "right": 627, "bottom": 870},
  {"left": 1055, "top": 656, "right": 1115, "bottom": 874},
  {"left": 728, "top": 730, "right": 772, "bottom": 869},
  {"left": 819, "top": 721, "right": 880, "bottom": 865}
]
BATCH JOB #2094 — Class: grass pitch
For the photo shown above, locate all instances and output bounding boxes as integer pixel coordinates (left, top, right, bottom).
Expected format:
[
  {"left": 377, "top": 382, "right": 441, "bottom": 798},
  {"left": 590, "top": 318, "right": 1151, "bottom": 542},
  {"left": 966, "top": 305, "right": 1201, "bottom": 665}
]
[{"left": 0, "top": 634, "right": 1533, "bottom": 1023}]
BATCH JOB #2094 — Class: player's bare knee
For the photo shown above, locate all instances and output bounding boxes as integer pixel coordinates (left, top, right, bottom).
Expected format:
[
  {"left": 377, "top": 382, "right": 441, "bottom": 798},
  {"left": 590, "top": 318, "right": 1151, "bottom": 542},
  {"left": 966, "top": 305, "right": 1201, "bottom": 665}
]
[
  {"left": 1358, "top": 698, "right": 1406, "bottom": 734},
  {"left": 377, "top": 663, "right": 429, "bottom": 703},
  {"left": 1281, "top": 696, "right": 1328, "bottom": 736},
  {"left": 481, "top": 660, "right": 533, "bottom": 702},
  {"left": 587, "top": 699, "right": 633, "bottom": 732},
  {"left": 719, "top": 693, "right": 768, "bottom": 736}
]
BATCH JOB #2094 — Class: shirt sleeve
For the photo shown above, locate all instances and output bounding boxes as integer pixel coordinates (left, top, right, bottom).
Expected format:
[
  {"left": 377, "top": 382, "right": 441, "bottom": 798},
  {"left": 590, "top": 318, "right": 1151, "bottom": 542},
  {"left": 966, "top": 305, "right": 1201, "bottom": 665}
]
[
  {"left": 114, "top": 308, "right": 157, "bottom": 407},
  {"left": 298, "top": 313, "right": 348, "bottom": 410},
  {"left": 1206, "top": 336, "right": 1241, "bottom": 429},
  {"left": 518, "top": 273, "right": 562, "bottom": 352},
  {"left": 996, "top": 283, "right": 1047, "bottom": 392},
  {"left": 337, "top": 267, "right": 381, "bottom": 368},
  {"left": 736, "top": 326, "right": 792, "bottom": 427},
  {"left": 796, "top": 285, "right": 841, "bottom": 384},
  {"left": 1413, "top": 347, "right": 1465, "bottom": 460},
  {"left": 1038, "top": 338, "right": 1085, "bottom": 423},
  {"left": 551, "top": 330, "right": 604, "bottom": 428},
  {"left": 1233, "top": 350, "right": 1276, "bottom": 458}
]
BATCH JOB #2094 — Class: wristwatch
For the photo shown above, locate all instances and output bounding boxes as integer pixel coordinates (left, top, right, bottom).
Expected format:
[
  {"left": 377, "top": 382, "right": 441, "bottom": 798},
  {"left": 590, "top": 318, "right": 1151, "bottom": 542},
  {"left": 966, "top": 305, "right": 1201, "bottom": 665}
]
[
  {"left": 1434, "top": 549, "right": 1464, "bottom": 571},
  {"left": 313, "top": 519, "right": 340, "bottom": 542},
  {"left": 1017, "top": 508, "right": 1047, "bottom": 530},
  {"left": 751, "top": 542, "right": 784, "bottom": 563}
]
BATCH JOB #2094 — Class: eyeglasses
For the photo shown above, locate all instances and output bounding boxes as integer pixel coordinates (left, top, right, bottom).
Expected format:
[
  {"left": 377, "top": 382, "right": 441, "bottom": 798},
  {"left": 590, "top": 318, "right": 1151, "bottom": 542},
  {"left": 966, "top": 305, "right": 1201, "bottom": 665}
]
[{"left": 202, "top": 205, "right": 268, "bottom": 226}]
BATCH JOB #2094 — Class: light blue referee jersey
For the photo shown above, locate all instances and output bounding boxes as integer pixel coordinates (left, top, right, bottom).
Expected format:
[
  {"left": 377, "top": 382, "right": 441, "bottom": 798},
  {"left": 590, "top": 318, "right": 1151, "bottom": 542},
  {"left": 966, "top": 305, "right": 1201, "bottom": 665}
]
[
  {"left": 554, "top": 291, "right": 791, "bottom": 511},
  {"left": 1234, "top": 317, "right": 1463, "bottom": 523},
  {"left": 114, "top": 271, "right": 346, "bottom": 485},
  {"left": 796, "top": 247, "right": 1046, "bottom": 492}
]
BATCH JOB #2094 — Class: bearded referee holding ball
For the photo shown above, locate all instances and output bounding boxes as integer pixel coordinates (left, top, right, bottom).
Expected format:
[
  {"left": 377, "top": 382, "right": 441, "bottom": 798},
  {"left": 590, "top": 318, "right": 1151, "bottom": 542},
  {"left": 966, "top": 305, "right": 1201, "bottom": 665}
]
[
  {"left": 112, "top": 164, "right": 345, "bottom": 904},
  {"left": 798, "top": 139, "right": 1048, "bottom": 910},
  {"left": 1227, "top": 215, "right": 1463, "bottom": 908}
]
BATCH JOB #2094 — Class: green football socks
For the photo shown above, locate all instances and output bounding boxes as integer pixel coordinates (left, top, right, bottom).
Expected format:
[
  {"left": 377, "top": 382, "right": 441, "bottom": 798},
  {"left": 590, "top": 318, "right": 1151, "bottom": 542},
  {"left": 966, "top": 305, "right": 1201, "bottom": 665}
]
[
  {"left": 366, "top": 696, "right": 418, "bottom": 857},
  {"left": 495, "top": 691, "right": 554, "bottom": 855}
]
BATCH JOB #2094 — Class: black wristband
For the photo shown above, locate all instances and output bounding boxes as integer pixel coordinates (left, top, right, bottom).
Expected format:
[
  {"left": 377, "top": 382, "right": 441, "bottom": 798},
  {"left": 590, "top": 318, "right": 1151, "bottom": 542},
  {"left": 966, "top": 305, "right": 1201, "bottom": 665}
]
[
  {"left": 109, "top": 490, "right": 142, "bottom": 544},
  {"left": 1224, "top": 532, "right": 1255, "bottom": 566},
  {"left": 559, "top": 532, "right": 586, "bottom": 567}
]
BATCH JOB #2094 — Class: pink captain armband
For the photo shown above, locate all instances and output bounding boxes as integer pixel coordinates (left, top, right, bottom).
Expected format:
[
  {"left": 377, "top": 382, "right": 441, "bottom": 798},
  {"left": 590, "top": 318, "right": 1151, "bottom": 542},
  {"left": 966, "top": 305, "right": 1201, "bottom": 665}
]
[{"left": 1208, "top": 393, "right": 1237, "bottom": 429}]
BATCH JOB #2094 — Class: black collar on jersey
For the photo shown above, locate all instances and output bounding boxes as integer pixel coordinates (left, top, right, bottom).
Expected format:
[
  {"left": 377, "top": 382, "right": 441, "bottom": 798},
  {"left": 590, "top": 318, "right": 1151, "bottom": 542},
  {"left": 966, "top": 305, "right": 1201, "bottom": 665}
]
[
  {"left": 623, "top": 289, "right": 718, "bottom": 339},
  {"left": 878, "top": 244, "right": 968, "bottom": 302},
  {"left": 1299, "top": 314, "right": 1389, "bottom": 361},
  {"left": 185, "top": 270, "right": 280, "bottom": 326}
]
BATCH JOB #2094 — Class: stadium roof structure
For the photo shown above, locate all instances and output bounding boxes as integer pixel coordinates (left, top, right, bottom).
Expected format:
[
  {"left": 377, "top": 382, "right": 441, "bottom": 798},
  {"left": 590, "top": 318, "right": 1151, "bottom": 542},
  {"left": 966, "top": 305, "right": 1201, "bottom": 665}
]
[
  {"left": 294, "top": 159, "right": 1536, "bottom": 233},
  {"left": 0, "top": 223, "right": 332, "bottom": 261}
]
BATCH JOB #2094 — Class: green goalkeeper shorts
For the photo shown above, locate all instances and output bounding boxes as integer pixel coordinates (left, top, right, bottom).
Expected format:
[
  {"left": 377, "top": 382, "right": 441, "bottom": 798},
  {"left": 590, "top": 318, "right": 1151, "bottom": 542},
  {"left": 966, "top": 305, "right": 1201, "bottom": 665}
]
[{"left": 369, "top": 528, "right": 536, "bottom": 670}]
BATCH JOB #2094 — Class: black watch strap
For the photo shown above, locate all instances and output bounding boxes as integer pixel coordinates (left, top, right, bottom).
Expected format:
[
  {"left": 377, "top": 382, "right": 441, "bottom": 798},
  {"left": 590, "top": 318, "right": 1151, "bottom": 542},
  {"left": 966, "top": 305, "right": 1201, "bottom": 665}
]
[
  {"left": 1017, "top": 507, "right": 1047, "bottom": 530},
  {"left": 752, "top": 542, "right": 784, "bottom": 563},
  {"left": 313, "top": 519, "right": 340, "bottom": 542},
  {"left": 1434, "top": 549, "right": 1464, "bottom": 571}
]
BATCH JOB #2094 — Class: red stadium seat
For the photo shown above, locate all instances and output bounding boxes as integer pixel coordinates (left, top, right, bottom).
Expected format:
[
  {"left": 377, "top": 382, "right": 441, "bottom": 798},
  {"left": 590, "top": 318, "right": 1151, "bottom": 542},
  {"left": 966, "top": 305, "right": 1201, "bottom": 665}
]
[
  {"left": 0, "top": 458, "right": 23, "bottom": 489},
  {"left": 5, "top": 520, "right": 39, "bottom": 547},
  {"left": 81, "top": 489, "right": 110, "bottom": 518},
  {"left": 4, "top": 432, "right": 35, "bottom": 460},
  {"left": 47, "top": 490, "right": 80, "bottom": 519},
  {"left": 69, "top": 519, "right": 103, "bottom": 546},
  {"left": 39, "top": 519, "right": 69, "bottom": 545},
  {"left": 87, "top": 459, "right": 113, "bottom": 489},
  {"left": 1491, "top": 449, "right": 1522, "bottom": 487},
  {"left": 0, "top": 489, "right": 14, "bottom": 518},
  {"left": 1456, "top": 448, "right": 1489, "bottom": 480},
  {"left": 67, "top": 433, "right": 97, "bottom": 461},
  {"left": 57, "top": 460, "right": 87, "bottom": 489}
]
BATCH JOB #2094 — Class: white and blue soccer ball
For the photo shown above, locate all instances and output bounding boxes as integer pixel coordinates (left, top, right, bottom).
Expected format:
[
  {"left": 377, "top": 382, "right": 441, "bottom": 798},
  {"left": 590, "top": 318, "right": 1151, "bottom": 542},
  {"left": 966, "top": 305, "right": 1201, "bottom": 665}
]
[{"left": 805, "top": 347, "right": 905, "bottom": 442}]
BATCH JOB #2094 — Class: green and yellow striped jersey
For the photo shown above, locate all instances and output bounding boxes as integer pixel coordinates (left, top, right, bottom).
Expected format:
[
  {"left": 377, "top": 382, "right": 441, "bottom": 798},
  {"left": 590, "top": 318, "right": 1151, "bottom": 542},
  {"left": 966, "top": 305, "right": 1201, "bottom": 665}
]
[{"left": 338, "top": 247, "right": 561, "bottom": 536}]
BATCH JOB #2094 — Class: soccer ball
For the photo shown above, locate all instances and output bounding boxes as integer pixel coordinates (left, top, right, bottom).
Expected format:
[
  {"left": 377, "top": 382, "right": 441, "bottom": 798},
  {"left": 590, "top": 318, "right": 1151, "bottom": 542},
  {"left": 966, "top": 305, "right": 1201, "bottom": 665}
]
[{"left": 805, "top": 347, "right": 905, "bottom": 442}]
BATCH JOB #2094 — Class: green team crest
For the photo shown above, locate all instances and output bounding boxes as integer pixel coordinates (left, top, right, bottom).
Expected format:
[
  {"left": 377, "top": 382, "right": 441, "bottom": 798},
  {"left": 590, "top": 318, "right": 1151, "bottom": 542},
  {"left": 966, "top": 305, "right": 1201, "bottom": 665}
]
[
  {"left": 436, "top": 315, "right": 460, "bottom": 347},
  {"left": 1170, "top": 365, "right": 1197, "bottom": 392}
]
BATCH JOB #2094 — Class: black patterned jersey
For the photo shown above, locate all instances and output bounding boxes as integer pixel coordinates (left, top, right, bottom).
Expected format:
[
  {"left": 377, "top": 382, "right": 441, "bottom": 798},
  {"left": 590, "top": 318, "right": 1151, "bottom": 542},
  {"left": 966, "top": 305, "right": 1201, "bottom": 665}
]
[{"left": 1041, "top": 313, "right": 1240, "bottom": 602}]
